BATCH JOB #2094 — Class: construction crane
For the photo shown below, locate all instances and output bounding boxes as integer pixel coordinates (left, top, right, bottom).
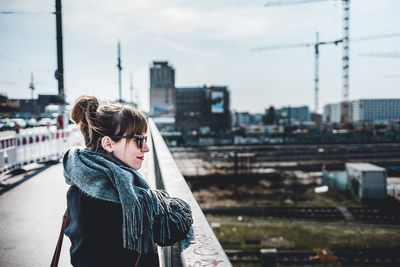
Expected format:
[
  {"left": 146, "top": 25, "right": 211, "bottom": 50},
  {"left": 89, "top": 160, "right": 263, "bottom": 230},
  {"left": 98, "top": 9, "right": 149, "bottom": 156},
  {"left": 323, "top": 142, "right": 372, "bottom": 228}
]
[
  {"left": 252, "top": 32, "right": 342, "bottom": 123},
  {"left": 253, "top": 32, "right": 400, "bottom": 122},
  {"left": 264, "top": 0, "right": 351, "bottom": 123},
  {"left": 358, "top": 52, "right": 400, "bottom": 58}
]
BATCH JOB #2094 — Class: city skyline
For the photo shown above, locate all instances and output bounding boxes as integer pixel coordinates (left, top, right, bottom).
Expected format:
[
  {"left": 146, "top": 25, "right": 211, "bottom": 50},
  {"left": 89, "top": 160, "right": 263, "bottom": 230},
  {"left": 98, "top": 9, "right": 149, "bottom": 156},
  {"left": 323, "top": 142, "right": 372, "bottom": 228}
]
[{"left": 1, "top": 0, "right": 399, "bottom": 113}]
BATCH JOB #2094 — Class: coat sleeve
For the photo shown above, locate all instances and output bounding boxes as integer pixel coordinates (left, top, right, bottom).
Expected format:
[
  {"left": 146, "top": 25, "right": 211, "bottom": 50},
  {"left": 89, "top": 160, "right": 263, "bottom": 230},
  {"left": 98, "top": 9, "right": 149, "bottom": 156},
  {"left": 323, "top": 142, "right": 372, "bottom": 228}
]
[{"left": 152, "top": 194, "right": 193, "bottom": 247}]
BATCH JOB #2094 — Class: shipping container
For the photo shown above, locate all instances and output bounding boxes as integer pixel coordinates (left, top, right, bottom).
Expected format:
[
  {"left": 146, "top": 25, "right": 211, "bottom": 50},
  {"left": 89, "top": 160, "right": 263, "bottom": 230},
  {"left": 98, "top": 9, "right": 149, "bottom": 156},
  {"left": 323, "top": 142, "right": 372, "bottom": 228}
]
[{"left": 346, "top": 163, "right": 387, "bottom": 200}]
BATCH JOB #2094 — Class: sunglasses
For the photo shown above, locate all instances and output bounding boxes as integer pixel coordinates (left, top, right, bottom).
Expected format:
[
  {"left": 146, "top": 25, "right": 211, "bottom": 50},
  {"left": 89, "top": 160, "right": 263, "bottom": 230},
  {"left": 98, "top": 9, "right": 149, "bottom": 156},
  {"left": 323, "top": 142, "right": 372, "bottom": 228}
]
[{"left": 110, "top": 135, "right": 148, "bottom": 149}]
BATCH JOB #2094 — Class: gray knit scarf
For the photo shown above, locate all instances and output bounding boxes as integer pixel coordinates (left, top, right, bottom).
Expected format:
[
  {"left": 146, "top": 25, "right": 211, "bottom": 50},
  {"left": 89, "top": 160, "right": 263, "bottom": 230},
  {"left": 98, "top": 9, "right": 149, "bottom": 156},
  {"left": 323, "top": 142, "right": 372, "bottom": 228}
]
[{"left": 63, "top": 146, "right": 192, "bottom": 253}]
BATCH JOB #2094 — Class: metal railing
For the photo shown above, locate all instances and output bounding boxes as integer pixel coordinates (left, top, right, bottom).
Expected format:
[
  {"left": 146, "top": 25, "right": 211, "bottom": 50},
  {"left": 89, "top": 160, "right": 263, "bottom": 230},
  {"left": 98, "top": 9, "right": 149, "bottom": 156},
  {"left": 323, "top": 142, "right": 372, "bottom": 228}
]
[{"left": 149, "top": 119, "right": 232, "bottom": 267}]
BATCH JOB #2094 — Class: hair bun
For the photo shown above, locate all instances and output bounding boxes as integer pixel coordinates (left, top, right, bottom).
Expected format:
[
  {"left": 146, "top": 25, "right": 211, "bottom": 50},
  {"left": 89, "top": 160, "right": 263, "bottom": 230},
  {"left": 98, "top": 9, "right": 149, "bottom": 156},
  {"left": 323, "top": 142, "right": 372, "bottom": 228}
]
[{"left": 71, "top": 95, "right": 99, "bottom": 125}]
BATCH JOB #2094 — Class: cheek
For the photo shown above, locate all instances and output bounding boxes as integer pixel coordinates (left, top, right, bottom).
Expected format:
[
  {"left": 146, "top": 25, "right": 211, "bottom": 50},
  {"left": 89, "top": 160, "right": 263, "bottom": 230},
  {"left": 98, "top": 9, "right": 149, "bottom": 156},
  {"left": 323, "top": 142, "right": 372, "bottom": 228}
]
[{"left": 124, "top": 145, "right": 138, "bottom": 159}]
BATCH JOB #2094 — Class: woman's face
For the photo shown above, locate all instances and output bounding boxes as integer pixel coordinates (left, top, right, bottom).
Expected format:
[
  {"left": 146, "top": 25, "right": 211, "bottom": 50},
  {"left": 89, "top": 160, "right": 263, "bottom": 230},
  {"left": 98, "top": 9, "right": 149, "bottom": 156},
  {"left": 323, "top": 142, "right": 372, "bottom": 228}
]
[{"left": 111, "top": 135, "right": 150, "bottom": 170}]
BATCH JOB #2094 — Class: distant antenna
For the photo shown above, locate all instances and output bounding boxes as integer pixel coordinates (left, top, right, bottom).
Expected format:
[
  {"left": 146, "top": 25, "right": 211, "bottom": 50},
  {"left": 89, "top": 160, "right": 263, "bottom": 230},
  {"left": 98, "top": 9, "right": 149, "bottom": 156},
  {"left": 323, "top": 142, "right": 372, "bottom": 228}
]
[
  {"left": 117, "top": 41, "right": 122, "bottom": 102},
  {"left": 130, "top": 72, "right": 133, "bottom": 104},
  {"left": 135, "top": 89, "right": 140, "bottom": 109},
  {"left": 29, "top": 72, "right": 35, "bottom": 114}
]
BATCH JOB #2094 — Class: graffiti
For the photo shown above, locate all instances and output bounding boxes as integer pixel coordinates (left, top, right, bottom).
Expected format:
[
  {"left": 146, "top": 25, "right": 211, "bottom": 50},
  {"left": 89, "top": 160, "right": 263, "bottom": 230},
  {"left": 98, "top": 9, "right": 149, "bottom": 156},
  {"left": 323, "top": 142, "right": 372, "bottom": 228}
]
[
  {"left": 193, "top": 245, "right": 219, "bottom": 256},
  {"left": 183, "top": 225, "right": 227, "bottom": 266},
  {"left": 189, "top": 228, "right": 219, "bottom": 256},
  {"left": 188, "top": 259, "right": 224, "bottom": 267},
  {"left": 193, "top": 225, "right": 215, "bottom": 245}
]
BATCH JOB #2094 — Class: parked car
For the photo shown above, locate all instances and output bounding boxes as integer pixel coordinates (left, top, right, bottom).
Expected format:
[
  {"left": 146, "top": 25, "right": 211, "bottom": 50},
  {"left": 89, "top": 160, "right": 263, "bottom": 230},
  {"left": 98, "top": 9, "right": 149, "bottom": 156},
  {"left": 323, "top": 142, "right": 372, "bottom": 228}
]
[
  {"left": 0, "top": 119, "right": 10, "bottom": 131},
  {"left": 11, "top": 118, "right": 27, "bottom": 129},
  {"left": 0, "top": 119, "right": 15, "bottom": 131},
  {"left": 38, "top": 117, "right": 57, "bottom": 127},
  {"left": 25, "top": 118, "right": 38, "bottom": 128}
]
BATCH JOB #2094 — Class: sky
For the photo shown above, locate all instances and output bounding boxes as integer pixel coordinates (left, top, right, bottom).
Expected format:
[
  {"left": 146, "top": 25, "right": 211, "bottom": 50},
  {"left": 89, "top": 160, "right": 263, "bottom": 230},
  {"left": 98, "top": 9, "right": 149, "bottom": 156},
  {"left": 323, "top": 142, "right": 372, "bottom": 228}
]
[{"left": 0, "top": 0, "right": 399, "bottom": 114}]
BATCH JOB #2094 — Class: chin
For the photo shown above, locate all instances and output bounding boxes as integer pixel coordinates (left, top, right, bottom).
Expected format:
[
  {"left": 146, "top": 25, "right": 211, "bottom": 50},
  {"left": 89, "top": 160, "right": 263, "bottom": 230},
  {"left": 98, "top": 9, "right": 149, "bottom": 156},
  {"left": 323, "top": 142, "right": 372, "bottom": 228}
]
[{"left": 132, "top": 163, "right": 142, "bottom": 170}]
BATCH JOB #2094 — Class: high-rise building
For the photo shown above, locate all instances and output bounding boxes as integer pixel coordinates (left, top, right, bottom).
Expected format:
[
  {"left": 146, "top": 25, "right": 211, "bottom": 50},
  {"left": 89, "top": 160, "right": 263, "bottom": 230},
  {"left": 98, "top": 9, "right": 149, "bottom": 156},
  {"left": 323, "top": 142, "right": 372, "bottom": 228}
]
[
  {"left": 175, "top": 86, "right": 231, "bottom": 134},
  {"left": 352, "top": 99, "right": 400, "bottom": 122},
  {"left": 149, "top": 61, "right": 175, "bottom": 115},
  {"left": 323, "top": 98, "right": 400, "bottom": 124}
]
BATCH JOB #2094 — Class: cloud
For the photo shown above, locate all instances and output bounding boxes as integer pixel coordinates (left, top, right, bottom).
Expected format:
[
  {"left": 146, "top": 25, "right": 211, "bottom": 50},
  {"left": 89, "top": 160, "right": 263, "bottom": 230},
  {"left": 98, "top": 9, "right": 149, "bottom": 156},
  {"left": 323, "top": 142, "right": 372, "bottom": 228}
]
[
  {"left": 151, "top": 37, "right": 214, "bottom": 56},
  {"left": 2, "top": 0, "right": 399, "bottom": 113},
  {"left": 62, "top": 0, "right": 272, "bottom": 44},
  {"left": 1, "top": 0, "right": 53, "bottom": 12}
]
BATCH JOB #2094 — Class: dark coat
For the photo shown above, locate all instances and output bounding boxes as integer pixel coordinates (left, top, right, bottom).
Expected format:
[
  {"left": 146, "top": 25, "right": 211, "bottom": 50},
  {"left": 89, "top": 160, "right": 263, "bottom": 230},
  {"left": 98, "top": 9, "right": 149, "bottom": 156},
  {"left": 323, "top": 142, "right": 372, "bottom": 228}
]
[{"left": 65, "top": 185, "right": 160, "bottom": 267}]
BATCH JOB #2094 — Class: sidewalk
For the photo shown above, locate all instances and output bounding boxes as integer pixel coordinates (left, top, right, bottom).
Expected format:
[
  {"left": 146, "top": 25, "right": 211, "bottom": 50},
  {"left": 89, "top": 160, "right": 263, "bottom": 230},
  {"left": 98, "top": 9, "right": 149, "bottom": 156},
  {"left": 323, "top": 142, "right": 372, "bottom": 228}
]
[
  {"left": 0, "top": 163, "right": 71, "bottom": 267},
  {"left": 0, "top": 148, "right": 155, "bottom": 267}
]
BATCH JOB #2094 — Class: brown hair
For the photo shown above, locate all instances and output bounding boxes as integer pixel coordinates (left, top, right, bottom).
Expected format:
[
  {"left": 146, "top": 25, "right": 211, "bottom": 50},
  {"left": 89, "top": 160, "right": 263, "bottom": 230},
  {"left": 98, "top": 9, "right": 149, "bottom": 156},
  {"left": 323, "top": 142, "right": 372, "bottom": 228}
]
[{"left": 70, "top": 95, "right": 148, "bottom": 151}]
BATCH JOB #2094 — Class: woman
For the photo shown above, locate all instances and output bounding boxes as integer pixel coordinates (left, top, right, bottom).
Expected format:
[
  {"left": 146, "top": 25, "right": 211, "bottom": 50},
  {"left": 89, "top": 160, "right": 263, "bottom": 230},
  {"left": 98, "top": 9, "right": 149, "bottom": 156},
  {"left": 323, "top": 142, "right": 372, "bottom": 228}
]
[{"left": 63, "top": 95, "right": 193, "bottom": 267}]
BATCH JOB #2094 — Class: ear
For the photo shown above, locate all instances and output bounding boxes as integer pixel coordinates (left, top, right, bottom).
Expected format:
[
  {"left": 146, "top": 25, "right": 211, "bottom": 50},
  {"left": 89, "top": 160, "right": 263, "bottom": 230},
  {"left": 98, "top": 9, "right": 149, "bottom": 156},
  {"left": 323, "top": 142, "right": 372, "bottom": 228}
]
[{"left": 101, "top": 136, "right": 114, "bottom": 153}]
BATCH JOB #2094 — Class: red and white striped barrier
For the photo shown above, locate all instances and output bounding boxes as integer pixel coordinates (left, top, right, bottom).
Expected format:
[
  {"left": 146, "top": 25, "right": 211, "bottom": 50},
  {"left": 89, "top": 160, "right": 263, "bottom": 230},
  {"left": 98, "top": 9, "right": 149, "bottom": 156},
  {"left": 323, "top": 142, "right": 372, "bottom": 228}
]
[{"left": 0, "top": 125, "right": 83, "bottom": 176}]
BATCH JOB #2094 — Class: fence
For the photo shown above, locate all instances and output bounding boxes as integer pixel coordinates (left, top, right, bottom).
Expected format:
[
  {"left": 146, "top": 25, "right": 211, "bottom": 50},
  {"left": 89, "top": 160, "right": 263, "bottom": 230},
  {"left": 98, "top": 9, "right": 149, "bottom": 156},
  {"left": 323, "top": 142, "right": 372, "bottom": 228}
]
[{"left": 0, "top": 125, "right": 82, "bottom": 176}]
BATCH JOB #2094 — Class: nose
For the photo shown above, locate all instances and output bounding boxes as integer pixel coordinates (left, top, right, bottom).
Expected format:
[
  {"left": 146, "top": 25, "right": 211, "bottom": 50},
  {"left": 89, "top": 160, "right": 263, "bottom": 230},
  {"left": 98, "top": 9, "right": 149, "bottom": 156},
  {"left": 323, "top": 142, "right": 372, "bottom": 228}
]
[{"left": 141, "top": 139, "right": 150, "bottom": 152}]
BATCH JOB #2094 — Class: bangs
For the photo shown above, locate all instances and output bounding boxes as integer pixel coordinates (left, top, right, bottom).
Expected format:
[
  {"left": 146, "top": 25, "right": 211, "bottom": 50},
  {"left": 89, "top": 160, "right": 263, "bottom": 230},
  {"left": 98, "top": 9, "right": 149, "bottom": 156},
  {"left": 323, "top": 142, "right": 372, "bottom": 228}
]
[{"left": 115, "top": 107, "right": 148, "bottom": 138}]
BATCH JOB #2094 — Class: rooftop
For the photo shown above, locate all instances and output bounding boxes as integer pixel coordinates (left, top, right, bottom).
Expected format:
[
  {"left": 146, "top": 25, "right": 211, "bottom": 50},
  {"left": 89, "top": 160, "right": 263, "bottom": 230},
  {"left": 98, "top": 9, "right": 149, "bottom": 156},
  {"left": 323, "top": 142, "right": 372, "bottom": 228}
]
[{"left": 346, "top": 162, "right": 386, "bottom": 172}]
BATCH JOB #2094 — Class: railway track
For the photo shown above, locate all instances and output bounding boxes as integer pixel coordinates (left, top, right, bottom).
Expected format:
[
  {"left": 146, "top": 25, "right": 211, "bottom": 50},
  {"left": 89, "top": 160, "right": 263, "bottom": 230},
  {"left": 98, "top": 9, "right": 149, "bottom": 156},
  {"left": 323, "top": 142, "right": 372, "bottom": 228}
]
[
  {"left": 226, "top": 249, "right": 400, "bottom": 265},
  {"left": 171, "top": 143, "right": 400, "bottom": 159},
  {"left": 202, "top": 206, "right": 400, "bottom": 224}
]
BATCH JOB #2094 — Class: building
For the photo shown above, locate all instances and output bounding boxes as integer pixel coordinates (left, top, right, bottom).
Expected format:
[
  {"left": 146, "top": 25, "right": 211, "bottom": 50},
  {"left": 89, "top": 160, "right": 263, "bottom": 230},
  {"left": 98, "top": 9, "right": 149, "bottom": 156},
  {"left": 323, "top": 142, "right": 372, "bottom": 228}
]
[
  {"left": 278, "top": 106, "right": 310, "bottom": 123},
  {"left": 19, "top": 94, "right": 61, "bottom": 117},
  {"left": 0, "top": 94, "right": 60, "bottom": 117},
  {"left": 233, "top": 112, "right": 251, "bottom": 126},
  {"left": 323, "top": 99, "right": 400, "bottom": 124},
  {"left": 37, "top": 94, "right": 61, "bottom": 105},
  {"left": 175, "top": 86, "right": 231, "bottom": 134},
  {"left": 0, "top": 94, "right": 18, "bottom": 113},
  {"left": 352, "top": 99, "right": 400, "bottom": 122},
  {"left": 149, "top": 61, "right": 175, "bottom": 116},
  {"left": 323, "top": 103, "right": 342, "bottom": 123},
  {"left": 17, "top": 99, "right": 43, "bottom": 115},
  {"left": 233, "top": 112, "right": 264, "bottom": 127}
]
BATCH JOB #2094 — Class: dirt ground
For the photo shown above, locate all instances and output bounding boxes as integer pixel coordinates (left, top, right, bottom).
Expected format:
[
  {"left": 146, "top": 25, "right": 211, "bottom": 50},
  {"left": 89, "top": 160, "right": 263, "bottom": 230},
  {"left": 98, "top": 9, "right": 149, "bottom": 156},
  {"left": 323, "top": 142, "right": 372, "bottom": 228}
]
[
  {"left": 206, "top": 215, "right": 400, "bottom": 251},
  {"left": 188, "top": 170, "right": 360, "bottom": 207}
]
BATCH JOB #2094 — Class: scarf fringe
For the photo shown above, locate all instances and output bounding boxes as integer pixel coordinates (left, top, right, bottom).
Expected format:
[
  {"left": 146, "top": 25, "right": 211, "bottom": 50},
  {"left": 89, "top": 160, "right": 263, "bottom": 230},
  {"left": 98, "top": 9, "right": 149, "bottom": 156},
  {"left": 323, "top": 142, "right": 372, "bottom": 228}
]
[
  {"left": 64, "top": 147, "right": 192, "bottom": 254},
  {"left": 121, "top": 188, "right": 193, "bottom": 253}
]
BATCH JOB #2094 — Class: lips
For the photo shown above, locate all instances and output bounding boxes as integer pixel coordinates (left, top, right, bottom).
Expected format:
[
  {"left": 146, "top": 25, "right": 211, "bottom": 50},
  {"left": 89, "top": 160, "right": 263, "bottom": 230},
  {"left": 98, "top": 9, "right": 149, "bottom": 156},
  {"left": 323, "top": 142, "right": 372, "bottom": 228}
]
[{"left": 137, "top": 156, "right": 144, "bottom": 160}]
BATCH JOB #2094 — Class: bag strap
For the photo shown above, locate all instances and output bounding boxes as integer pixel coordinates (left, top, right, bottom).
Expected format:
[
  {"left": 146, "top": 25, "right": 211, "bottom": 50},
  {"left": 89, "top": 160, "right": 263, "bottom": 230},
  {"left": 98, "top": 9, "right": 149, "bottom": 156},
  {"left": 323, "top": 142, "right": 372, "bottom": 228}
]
[
  {"left": 134, "top": 253, "right": 142, "bottom": 267},
  {"left": 50, "top": 212, "right": 67, "bottom": 267}
]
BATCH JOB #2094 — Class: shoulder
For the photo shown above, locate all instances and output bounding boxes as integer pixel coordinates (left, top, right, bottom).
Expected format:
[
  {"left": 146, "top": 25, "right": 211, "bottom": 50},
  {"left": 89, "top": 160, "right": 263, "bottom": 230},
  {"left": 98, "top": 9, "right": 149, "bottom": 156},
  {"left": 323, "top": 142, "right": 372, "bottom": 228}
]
[{"left": 67, "top": 185, "right": 121, "bottom": 211}]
